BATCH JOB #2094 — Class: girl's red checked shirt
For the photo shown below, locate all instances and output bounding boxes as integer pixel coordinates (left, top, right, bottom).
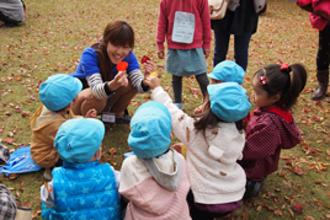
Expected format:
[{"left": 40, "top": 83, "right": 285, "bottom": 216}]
[{"left": 239, "top": 106, "right": 302, "bottom": 181}]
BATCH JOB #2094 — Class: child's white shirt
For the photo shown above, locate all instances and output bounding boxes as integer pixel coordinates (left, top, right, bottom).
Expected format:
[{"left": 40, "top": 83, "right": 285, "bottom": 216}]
[{"left": 152, "top": 86, "right": 246, "bottom": 204}]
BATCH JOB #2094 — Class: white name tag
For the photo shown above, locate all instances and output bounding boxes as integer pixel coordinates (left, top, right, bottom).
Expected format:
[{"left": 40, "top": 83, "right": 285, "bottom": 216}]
[
  {"left": 172, "top": 11, "right": 195, "bottom": 44},
  {"left": 101, "top": 112, "right": 116, "bottom": 123}
]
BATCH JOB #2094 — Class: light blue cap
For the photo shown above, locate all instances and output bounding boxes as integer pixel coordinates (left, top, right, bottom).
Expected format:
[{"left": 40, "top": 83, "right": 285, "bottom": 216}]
[
  {"left": 39, "top": 74, "right": 82, "bottom": 111},
  {"left": 54, "top": 118, "right": 105, "bottom": 163},
  {"left": 207, "top": 82, "right": 251, "bottom": 122},
  {"left": 208, "top": 60, "right": 245, "bottom": 84},
  {"left": 128, "top": 101, "right": 172, "bottom": 159}
]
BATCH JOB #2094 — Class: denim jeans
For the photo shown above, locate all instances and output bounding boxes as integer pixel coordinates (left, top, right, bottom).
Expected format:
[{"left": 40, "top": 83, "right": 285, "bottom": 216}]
[{"left": 213, "top": 26, "right": 252, "bottom": 70}]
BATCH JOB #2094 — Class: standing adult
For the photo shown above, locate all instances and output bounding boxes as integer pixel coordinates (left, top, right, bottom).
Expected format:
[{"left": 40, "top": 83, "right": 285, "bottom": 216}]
[
  {"left": 211, "top": 0, "right": 260, "bottom": 70},
  {"left": 310, "top": 3, "right": 329, "bottom": 101},
  {"left": 71, "top": 21, "right": 151, "bottom": 123}
]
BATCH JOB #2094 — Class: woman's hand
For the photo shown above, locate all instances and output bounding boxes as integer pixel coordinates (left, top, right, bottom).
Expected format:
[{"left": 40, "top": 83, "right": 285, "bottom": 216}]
[
  {"left": 144, "top": 75, "right": 160, "bottom": 89},
  {"left": 157, "top": 49, "right": 165, "bottom": 59},
  {"left": 143, "top": 60, "right": 157, "bottom": 77},
  {"left": 108, "top": 71, "right": 128, "bottom": 91}
]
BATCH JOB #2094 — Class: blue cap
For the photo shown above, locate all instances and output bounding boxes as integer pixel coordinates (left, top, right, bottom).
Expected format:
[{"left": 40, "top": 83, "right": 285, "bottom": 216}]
[
  {"left": 54, "top": 118, "right": 105, "bottom": 163},
  {"left": 207, "top": 60, "right": 245, "bottom": 84},
  {"left": 128, "top": 101, "right": 172, "bottom": 159},
  {"left": 39, "top": 74, "right": 82, "bottom": 111},
  {"left": 207, "top": 82, "right": 251, "bottom": 122}
]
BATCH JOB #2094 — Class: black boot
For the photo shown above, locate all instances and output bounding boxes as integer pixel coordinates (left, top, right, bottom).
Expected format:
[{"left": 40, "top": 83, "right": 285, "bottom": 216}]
[{"left": 311, "top": 70, "right": 329, "bottom": 100}]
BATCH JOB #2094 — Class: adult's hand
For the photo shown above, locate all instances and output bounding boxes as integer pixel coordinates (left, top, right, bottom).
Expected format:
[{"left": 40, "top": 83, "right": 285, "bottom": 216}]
[
  {"left": 157, "top": 49, "right": 165, "bottom": 59},
  {"left": 143, "top": 60, "right": 157, "bottom": 77},
  {"left": 108, "top": 71, "right": 128, "bottom": 91},
  {"left": 145, "top": 75, "right": 161, "bottom": 89}
]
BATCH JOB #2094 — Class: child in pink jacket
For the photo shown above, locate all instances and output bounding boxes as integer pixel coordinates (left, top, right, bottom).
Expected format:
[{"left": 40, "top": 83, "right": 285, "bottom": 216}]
[
  {"left": 157, "top": 0, "right": 211, "bottom": 109},
  {"left": 119, "top": 101, "right": 191, "bottom": 220}
]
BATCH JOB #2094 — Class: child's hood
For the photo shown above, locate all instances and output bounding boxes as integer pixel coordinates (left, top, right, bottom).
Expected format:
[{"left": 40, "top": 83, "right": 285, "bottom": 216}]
[
  {"left": 274, "top": 115, "right": 302, "bottom": 149},
  {"left": 250, "top": 108, "right": 302, "bottom": 149},
  {"left": 143, "top": 149, "right": 182, "bottom": 191},
  {"left": 205, "top": 123, "right": 245, "bottom": 164}
]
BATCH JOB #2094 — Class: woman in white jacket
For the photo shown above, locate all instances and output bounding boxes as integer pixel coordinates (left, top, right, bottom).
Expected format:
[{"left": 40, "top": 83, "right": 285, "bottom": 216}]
[{"left": 146, "top": 77, "right": 251, "bottom": 219}]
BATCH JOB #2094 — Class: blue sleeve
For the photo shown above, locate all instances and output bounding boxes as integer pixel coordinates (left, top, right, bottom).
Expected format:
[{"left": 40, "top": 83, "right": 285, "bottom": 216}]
[
  {"left": 72, "top": 47, "right": 100, "bottom": 79},
  {"left": 112, "top": 51, "right": 140, "bottom": 77}
]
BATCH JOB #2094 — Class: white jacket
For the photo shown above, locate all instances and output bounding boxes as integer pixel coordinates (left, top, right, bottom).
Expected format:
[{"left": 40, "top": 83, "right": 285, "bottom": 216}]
[{"left": 152, "top": 86, "right": 246, "bottom": 204}]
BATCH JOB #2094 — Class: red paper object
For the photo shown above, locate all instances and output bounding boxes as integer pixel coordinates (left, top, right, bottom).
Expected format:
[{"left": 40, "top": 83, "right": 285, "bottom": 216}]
[
  {"left": 116, "top": 61, "right": 128, "bottom": 71},
  {"left": 141, "top": 55, "right": 151, "bottom": 64}
]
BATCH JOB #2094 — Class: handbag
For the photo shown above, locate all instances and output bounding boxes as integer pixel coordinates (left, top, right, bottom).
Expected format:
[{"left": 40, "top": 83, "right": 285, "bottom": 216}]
[
  {"left": 208, "top": 0, "right": 230, "bottom": 20},
  {"left": 253, "top": 0, "right": 267, "bottom": 14}
]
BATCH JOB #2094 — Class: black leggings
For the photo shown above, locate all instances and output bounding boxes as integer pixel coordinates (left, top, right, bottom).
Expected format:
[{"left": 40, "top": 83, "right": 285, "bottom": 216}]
[
  {"left": 317, "top": 23, "right": 330, "bottom": 71},
  {"left": 172, "top": 73, "right": 209, "bottom": 104}
]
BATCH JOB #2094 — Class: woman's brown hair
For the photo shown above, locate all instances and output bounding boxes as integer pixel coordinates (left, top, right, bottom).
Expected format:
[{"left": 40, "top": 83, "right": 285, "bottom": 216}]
[{"left": 92, "top": 21, "right": 134, "bottom": 82}]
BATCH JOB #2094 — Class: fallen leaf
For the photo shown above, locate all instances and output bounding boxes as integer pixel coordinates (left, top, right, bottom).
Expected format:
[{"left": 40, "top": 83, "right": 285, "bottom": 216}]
[
  {"left": 274, "top": 210, "right": 282, "bottom": 216},
  {"left": 108, "top": 148, "right": 117, "bottom": 156},
  {"left": 292, "top": 204, "right": 303, "bottom": 213},
  {"left": 4, "top": 138, "right": 13, "bottom": 145},
  {"left": 9, "top": 174, "right": 18, "bottom": 180},
  {"left": 186, "top": 127, "right": 190, "bottom": 142},
  {"left": 23, "top": 201, "right": 31, "bottom": 208},
  {"left": 219, "top": 171, "right": 227, "bottom": 176},
  {"left": 5, "top": 111, "right": 12, "bottom": 116}
]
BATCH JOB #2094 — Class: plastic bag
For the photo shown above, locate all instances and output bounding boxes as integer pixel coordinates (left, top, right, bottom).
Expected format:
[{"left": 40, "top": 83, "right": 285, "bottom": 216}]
[{"left": 0, "top": 146, "right": 42, "bottom": 176}]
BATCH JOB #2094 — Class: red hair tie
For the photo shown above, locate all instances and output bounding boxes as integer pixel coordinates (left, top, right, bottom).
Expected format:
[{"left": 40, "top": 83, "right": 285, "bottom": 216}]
[
  {"left": 116, "top": 61, "right": 128, "bottom": 71},
  {"left": 258, "top": 75, "right": 267, "bottom": 85},
  {"left": 280, "top": 63, "right": 289, "bottom": 70}
]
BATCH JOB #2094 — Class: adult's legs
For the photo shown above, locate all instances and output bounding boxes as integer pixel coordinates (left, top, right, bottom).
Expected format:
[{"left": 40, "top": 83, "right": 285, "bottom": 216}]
[
  {"left": 234, "top": 33, "right": 252, "bottom": 71},
  {"left": 109, "top": 81, "right": 137, "bottom": 116},
  {"left": 172, "top": 75, "right": 183, "bottom": 107},
  {"left": 213, "top": 23, "right": 231, "bottom": 67},
  {"left": 311, "top": 24, "right": 329, "bottom": 100},
  {"left": 71, "top": 81, "right": 137, "bottom": 117}
]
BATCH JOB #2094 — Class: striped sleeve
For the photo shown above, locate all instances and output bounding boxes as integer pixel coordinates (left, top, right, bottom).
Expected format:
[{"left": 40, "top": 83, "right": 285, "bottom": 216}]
[
  {"left": 128, "top": 69, "right": 149, "bottom": 93},
  {"left": 86, "top": 73, "right": 109, "bottom": 99}
]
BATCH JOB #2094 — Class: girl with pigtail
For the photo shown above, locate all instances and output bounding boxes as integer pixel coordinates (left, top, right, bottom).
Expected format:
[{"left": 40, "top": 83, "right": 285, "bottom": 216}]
[{"left": 239, "top": 63, "right": 307, "bottom": 199}]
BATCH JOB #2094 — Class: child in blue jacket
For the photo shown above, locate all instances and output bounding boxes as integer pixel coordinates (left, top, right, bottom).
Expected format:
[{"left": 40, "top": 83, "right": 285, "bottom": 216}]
[{"left": 40, "top": 118, "right": 120, "bottom": 220}]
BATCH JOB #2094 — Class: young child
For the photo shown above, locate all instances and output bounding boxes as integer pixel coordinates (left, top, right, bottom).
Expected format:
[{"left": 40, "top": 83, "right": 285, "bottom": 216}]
[
  {"left": 119, "top": 101, "right": 191, "bottom": 220},
  {"left": 194, "top": 60, "right": 245, "bottom": 114},
  {"left": 157, "top": 0, "right": 211, "bottom": 109},
  {"left": 0, "top": 142, "right": 17, "bottom": 220},
  {"left": 40, "top": 118, "right": 121, "bottom": 219},
  {"left": 240, "top": 63, "right": 307, "bottom": 199},
  {"left": 30, "top": 74, "right": 93, "bottom": 179},
  {"left": 146, "top": 76, "right": 251, "bottom": 219}
]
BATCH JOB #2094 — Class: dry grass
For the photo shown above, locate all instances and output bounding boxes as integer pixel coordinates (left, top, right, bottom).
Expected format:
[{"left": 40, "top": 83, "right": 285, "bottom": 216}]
[{"left": 0, "top": 0, "right": 329, "bottom": 219}]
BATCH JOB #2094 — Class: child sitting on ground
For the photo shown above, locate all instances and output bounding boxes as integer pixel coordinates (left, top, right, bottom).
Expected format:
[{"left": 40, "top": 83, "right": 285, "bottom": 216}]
[
  {"left": 119, "top": 101, "right": 191, "bottom": 220},
  {"left": 240, "top": 63, "right": 307, "bottom": 199},
  {"left": 194, "top": 60, "right": 245, "bottom": 114},
  {"left": 146, "top": 75, "right": 251, "bottom": 219},
  {"left": 30, "top": 74, "right": 96, "bottom": 180},
  {"left": 40, "top": 118, "right": 120, "bottom": 219}
]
